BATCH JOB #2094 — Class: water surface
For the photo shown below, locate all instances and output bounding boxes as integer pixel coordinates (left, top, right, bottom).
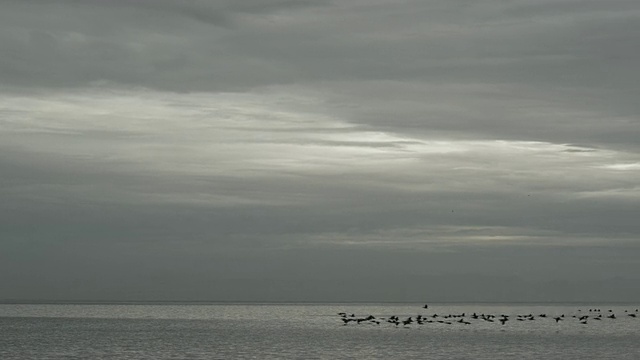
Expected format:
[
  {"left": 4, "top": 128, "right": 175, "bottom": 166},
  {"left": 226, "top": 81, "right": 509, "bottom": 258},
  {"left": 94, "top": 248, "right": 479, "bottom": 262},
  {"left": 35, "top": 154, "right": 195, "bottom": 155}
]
[{"left": 2, "top": 303, "right": 639, "bottom": 359}]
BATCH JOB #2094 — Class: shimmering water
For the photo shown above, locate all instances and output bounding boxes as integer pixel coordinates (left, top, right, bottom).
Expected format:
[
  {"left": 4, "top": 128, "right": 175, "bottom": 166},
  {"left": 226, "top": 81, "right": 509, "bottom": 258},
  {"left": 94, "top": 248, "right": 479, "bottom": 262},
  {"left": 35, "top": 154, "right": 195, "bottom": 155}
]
[{"left": 1, "top": 303, "right": 639, "bottom": 359}]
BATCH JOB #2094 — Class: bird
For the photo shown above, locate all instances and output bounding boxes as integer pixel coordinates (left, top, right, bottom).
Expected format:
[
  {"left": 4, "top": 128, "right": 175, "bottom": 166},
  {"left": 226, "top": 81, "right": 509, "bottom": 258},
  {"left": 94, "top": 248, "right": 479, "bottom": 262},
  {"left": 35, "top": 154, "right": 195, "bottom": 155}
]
[
  {"left": 387, "top": 316, "right": 400, "bottom": 326},
  {"left": 341, "top": 318, "right": 354, "bottom": 325}
]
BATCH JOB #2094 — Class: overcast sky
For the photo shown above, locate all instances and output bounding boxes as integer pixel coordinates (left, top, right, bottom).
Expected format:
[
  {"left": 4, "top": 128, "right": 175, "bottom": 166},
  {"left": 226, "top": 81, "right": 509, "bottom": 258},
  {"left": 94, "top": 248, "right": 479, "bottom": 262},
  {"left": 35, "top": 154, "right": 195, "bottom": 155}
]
[{"left": 1, "top": 0, "right": 639, "bottom": 303}]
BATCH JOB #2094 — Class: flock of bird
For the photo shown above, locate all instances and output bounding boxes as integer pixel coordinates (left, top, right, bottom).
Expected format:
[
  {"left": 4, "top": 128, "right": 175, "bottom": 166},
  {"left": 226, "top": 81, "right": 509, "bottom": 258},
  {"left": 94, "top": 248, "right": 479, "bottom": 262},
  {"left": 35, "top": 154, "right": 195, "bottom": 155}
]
[{"left": 338, "top": 305, "right": 639, "bottom": 327}]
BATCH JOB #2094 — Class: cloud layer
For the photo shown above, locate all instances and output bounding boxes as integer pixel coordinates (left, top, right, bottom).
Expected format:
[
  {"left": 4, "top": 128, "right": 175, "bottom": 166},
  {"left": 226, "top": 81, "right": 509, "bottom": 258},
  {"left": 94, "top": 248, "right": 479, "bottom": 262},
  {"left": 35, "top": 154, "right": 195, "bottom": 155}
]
[{"left": 1, "top": 0, "right": 639, "bottom": 302}]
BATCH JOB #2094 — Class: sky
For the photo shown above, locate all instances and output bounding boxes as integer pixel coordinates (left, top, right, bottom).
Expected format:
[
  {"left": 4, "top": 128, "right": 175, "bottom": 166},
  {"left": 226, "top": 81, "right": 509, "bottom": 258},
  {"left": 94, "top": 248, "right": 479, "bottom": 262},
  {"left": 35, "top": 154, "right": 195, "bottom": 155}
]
[{"left": 1, "top": 0, "right": 639, "bottom": 303}]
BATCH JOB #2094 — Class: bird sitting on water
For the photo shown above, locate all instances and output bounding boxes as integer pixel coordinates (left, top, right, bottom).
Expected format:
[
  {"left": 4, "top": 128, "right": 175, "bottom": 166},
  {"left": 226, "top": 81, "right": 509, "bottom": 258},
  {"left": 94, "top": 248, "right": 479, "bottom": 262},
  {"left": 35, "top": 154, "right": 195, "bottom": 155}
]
[
  {"left": 341, "top": 318, "right": 354, "bottom": 325},
  {"left": 387, "top": 316, "right": 400, "bottom": 326}
]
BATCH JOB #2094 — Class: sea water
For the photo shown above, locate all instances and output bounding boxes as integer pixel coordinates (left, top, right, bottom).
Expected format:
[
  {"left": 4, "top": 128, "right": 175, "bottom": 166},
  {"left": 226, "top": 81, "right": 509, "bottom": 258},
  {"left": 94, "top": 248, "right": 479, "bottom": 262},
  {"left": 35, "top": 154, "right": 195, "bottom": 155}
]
[{"left": 1, "top": 303, "right": 639, "bottom": 359}]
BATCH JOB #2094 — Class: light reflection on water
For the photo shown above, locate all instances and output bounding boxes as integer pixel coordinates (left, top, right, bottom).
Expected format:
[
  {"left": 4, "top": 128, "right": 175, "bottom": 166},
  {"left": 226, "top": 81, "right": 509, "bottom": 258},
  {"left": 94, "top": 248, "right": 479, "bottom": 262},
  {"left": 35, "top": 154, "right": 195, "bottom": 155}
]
[{"left": 1, "top": 303, "right": 639, "bottom": 359}]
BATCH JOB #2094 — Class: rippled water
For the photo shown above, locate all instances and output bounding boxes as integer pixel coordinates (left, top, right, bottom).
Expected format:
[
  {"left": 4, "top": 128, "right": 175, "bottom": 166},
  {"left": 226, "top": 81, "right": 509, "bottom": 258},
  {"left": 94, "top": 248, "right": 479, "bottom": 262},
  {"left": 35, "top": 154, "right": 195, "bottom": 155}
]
[{"left": 1, "top": 303, "right": 639, "bottom": 359}]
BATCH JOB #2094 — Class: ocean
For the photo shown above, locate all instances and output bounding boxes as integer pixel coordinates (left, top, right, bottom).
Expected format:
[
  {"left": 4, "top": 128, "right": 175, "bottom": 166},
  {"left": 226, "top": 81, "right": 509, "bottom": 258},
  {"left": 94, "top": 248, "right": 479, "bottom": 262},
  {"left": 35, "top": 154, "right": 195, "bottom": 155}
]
[{"left": 1, "top": 303, "right": 639, "bottom": 359}]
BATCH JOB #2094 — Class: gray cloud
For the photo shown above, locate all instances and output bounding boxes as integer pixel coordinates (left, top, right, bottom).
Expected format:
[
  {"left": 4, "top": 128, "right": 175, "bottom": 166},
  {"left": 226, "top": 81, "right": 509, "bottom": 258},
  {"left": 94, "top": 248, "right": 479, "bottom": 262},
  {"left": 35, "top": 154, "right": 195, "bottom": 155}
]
[{"left": 1, "top": 0, "right": 639, "bottom": 302}]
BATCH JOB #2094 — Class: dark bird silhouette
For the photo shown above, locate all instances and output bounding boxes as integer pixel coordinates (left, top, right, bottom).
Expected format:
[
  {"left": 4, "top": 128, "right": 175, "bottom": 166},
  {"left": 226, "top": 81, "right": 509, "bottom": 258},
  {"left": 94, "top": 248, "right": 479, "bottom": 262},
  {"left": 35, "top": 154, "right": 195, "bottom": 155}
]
[{"left": 387, "top": 316, "right": 400, "bottom": 326}]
